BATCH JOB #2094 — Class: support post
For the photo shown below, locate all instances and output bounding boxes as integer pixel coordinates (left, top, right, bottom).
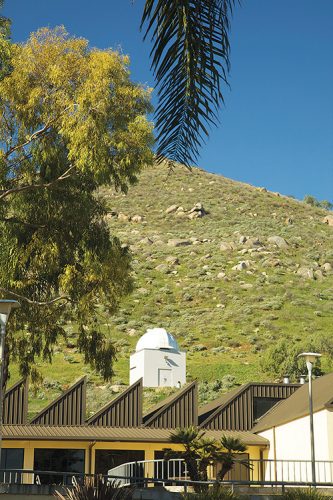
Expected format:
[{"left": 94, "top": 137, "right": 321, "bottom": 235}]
[
  {"left": 308, "top": 365, "right": 316, "bottom": 486},
  {"left": 0, "top": 323, "right": 6, "bottom": 471}
]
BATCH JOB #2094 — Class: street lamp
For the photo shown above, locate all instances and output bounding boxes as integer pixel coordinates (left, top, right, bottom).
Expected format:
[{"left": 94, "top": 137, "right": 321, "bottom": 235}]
[
  {"left": 298, "top": 352, "right": 321, "bottom": 486},
  {"left": 0, "top": 300, "right": 20, "bottom": 472}
]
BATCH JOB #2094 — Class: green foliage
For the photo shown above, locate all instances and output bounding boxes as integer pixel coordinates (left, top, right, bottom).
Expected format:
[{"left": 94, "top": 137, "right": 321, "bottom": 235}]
[
  {"left": 281, "top": 488, "right": 332, "bottom": 500},
  {"left": 167, "top": 427, "right": 247, "bottom": 491},
  {"left": 198, "top": 377, "right": 237, "bottom": 405},
  {"left": 217, "top": 435, "right": 247, "bottom": 481},
  {"left": 260, "top": 339, "right": 323, "bottom": 380},
  {"left": 55, "top": 477, "right": 134, "bottom": 500},
  {"left": 183, "top": 486, "right": 241, "bottom": 500},
  {"left": 5, "top": 158, "right": 333, "bottom": 412},
  {"left": 303, "top": 195, "right": 333, "bottom": 211},
  {"left": 0, "top": 27, "right": 154, "bottom": 383},
  {"left": 141, "top": 0, "right": 235, "bottom": 166},
  {"left": 0, "top": 3, "right": 12, "bottom": 80}
]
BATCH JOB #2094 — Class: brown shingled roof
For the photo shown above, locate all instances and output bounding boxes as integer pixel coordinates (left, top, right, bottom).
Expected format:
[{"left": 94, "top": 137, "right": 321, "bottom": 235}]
[
  {"left": 1, "top": 425, "right": 268, "bottom": 446},
  {"left": 253, "top": 372, "right": 333, "bottom": 433}
]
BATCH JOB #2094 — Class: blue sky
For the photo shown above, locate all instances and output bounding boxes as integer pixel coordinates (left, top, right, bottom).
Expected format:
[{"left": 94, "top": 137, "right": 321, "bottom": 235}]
[{"left": 3, "top": 0, "right": 333, "bottom": 201}]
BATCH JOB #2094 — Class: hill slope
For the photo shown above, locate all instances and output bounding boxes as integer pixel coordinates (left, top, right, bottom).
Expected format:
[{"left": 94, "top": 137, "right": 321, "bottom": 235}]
[{"left": 12, "top": 163, "right": 333, "bottom": 417}]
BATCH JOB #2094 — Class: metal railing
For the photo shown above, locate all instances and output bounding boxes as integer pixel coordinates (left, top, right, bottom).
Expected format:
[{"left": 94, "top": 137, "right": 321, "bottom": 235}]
[
  {"left": 108, "top": 458, "right": 187, "bottom": 486},
  {"left": 250, "top": 459, "right": 333, "bottom": 484},
  {"left": 0, "top": 458, "right": 332, "bottom": 490},
  {"left": 108, "top": 458, "right": 333, "bottom": 487}
]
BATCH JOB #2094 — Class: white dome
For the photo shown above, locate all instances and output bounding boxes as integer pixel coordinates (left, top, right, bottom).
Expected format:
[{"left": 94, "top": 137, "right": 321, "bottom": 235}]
[{"left": 136, "top": 328, "right": 179, "bottom": 352}]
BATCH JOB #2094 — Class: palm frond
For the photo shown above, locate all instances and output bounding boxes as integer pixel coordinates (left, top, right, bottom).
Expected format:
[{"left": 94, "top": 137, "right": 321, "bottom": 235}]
[
  {"left": 220, "top": 435, "right": 246, "bottom": 453},
  {"left": 170, "top": 425, "right": 204, "bottom": 444},
  {"left": 141, "top": 0, "right": 236, "bottom": 167}
]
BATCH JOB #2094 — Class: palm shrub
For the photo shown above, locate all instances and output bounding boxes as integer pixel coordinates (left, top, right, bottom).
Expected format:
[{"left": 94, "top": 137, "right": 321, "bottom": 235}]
[
  {"left": 55, "top": 476, "right": 134, "bottom": 500},
  {"left": 183, "top": 486, "right": 241, "bottom": 500},
  {"left": 166, "top": 427, "right": 247, "bottom": 492},
  {"left": 168, "top": 426, "right": 205, "bottom": 489},
  {"left": 281, "top": 489, "right": 332, "bottom": 500},
  {"left": 216, "top": 435, "right": 248, "bottom": 480}
]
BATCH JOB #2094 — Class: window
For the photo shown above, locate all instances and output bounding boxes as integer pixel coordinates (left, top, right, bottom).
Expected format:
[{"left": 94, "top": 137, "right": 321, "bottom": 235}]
[
  {"left": 34, "top": 449, "right": 85, "bottom": 485},
  {"left": 253, "top": 397, "right": 281, "bottom": 421},
  {"left": 0, "top": 448, "right": 24, "bottom": 482},
  {"left": 95, "top": 449, "right": 144, "bottom": 476}
]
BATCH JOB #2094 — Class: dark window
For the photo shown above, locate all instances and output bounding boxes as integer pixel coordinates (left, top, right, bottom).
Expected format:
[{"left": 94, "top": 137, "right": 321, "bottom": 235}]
[
  {"left": 34, "top": 449, "right": 85, "bottom": 485},
  {"left": 253, "top": 397, "right": 281, "bottom": 421},
  {"left": 95, "top": 449, "right": 144, "bottom": 476},
  {"left": 0, "top": 449, "right": 24, "bottom": 482}
]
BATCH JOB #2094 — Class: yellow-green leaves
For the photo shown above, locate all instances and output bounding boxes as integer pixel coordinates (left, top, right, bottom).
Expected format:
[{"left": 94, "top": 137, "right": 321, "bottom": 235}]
[
  {"left": 0, "top": 26, "right": 154, "bottom": 192},
  {"left": 0, "top": 27, "right": 153, "bottom": 383}
]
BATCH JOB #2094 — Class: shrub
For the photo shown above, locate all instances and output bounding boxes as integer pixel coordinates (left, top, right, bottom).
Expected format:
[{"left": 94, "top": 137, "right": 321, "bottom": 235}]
[
  {"left": 183, "top": 486, "right": 241, "bottom": 500},
  {"left": 55, "top": 477, "right": 134, "bottom": 500},
  {"left": 281, "top": 488, "right": 332, "bottom": 500}
]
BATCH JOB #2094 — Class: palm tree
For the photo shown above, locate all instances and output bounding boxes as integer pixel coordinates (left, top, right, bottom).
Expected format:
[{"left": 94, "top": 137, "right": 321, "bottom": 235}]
[
  {"left": 216, "top": 435, "right": 248, "bottom": 480},
  {"left": 192, "top": 437, "right": 217, "bottom": 483},
  {"left": 141, "top": 1, "right": 236, "bottom": 167},
  {"left": 169, "top": 426, "right": 205, "bottom": 485},
  {"left": 167, "top": 428, "right": 248, "bottom": 489}
]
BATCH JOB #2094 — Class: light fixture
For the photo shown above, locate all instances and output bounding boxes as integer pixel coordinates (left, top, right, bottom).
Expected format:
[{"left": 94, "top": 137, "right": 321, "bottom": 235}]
[{"left": 299, "top": 352, "right": 321, "bottom": 369}]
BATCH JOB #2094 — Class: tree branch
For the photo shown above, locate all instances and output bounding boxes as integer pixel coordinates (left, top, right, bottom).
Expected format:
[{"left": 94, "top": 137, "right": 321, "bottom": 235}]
[
  {"left": 0, "top": 164, "right": 76, "bottom": 200},
  {"left": 5, "top": 122, "right": 53, "bottom": 159},
  {"left": 4, "top": 103, "right": 78, "bottom": 159},
  {"left": 0, "top": 217, "right": 47, "bottom": 229},
  {"left": 0, "top": 288, "right": 71, "bottom": 306}
]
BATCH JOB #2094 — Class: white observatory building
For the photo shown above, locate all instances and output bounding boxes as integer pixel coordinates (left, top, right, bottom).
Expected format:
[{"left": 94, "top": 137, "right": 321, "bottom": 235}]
[{"left": 129, "top": 328, "right": 186, "bottom": 388}]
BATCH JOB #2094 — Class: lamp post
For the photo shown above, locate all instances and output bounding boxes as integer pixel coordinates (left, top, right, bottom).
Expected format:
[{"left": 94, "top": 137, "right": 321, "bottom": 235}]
[
  {"left": 0, "top": 300, "right": 20, "bottom": 472},
  {"left": 298, "top": 352, "right": 321, "bottom": 486}
]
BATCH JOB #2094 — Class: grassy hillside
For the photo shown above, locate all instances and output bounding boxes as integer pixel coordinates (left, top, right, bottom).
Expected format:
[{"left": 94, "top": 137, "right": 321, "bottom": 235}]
[{"left": 10, "top": 163, "right": 333, "bottom": 418}]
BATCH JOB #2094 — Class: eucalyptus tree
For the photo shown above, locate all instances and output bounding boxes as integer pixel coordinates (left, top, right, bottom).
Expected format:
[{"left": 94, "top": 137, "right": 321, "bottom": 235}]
[{"left": 0, "top": 27, "right": 153, "bottom": 384}]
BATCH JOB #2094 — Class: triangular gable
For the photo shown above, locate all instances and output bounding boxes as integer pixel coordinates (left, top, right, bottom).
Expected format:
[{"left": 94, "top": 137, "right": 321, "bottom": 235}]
[
  {"left": 143, "top": 381, "right": 198, "bottom": 429},
  {"left": 3, "top": 379, "right": 28, "bottom": 425},
  {"left": 87, "top": 378, "right": 143, "bottom": 427},
  {"left": 31, "top": 377, "right": 86, "bottom": 425},
  {"left": 199, "top": 382, "right": 300, "bottom": 431}
]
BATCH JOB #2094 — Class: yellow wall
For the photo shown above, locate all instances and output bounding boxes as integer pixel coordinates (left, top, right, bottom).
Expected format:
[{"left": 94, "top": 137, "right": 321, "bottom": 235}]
[
  {"left": 2, "top": 439, "right": 184, "bottom": 480},
  {"left": 2, "top": 439, "right": 265, "bottom": 483}
]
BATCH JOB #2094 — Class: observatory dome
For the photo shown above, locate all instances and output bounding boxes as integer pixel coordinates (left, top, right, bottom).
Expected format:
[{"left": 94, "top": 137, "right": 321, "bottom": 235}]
[{"left": 135, "top": 328, "right": 179, "bottom": 352}]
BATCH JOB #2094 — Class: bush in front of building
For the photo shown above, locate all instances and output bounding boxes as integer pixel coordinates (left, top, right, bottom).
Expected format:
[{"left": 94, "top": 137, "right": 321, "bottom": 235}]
[
  {"left": 166, "top": 427, "right": 247, "bottom": 493},
  {"left": 183, "top": 486, "right": 241, "bottom": 500},
  {"left": 55, "top": 476, "right": 134, "bottom": 500},
  {"left": 281, "top": 489, "right": 333, "bottom": 500}
]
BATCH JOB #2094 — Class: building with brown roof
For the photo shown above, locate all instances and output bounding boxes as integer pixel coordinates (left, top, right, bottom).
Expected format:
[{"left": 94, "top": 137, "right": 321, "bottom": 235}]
[
  {"left": 0, "top": 375, "right": 306, "bottom": 484},
  {"left": 253, "top": 372, "right": 333, "bottom": 482}
]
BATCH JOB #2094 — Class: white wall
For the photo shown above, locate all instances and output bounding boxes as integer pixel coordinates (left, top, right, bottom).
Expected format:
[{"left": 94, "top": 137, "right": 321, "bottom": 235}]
[
  {"left": 130, "top": 348, "right": 186, "bottom": 388},
  {"left": 327, "top": 410, "right": 333, "bottom": 461},
  {"left": 259, "top": 410, "right": 332, "bottom": 482}
]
